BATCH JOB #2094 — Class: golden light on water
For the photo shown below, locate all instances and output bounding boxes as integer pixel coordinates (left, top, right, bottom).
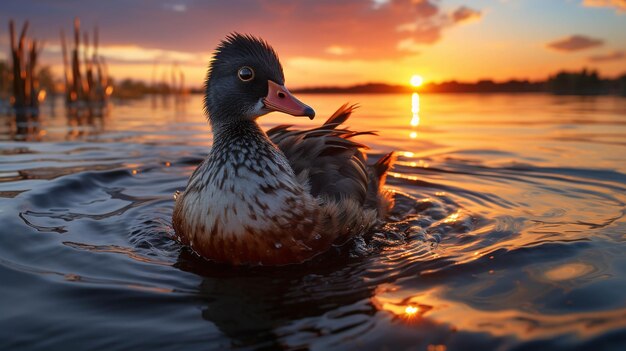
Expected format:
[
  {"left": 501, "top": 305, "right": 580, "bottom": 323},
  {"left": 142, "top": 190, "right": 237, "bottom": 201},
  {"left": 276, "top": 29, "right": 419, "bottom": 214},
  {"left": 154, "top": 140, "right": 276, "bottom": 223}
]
[
  {"left": 410, "top": 93, "right": 420, "bottom": 127},
  {"left": 443, "top": 211, "right": 461, "bottom": 223},
  {"left": 372, "top": 287, "right": 433, "bottom": 325},
  {"left": 411, "top": 93, "right": 420, "bottom": 114},
  {"left": 408, "top": 92, "right": 420, "bottom": 140},
  {"left": 372, "top": 284, "right": 626, "bottom": 340},
  {"left": 37, "top": 90, "right": 47, "bottom": 103},
  {"left": 544, "top": 263, "right": 593, "bottom": 281},
  {"left": 405, "top": 305, "right": 419, "bottom": 315},
  {"left": 410, "top": 74, "right": 424, "bottom": 87}
]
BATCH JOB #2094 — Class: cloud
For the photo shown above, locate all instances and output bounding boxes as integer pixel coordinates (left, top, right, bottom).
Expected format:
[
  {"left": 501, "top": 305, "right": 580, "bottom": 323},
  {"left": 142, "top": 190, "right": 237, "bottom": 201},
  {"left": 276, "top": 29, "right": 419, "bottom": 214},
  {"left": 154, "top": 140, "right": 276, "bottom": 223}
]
[
  {"left": 163, "top": 3, "right": 188, "bottom": 13},
  {"left": 409, "top": 0, "right": 440, "bottom": 18},
  {"left": 396, "top": 38, "right": 421, "bottom": 53},
  {"left": 547, "top": 35, "right": 604, "bottom": 52},
  {"left": 396, "top": 4, "right": 481, "bottom": 48},
  {"left": 396, "top": 22, "right": 443, "bottom": 45},
  {"left": 371, "top": 0, "right": 390, "bottom": 9},
  {"left": 325, "top": 45, "right": 354, "bottom": 56},
  {"left": 44, "top": 43, "right": 207, "bottom": 65},
  {"left": 582, "top": 0, "right": 626, "bottom": 12},
  {"left": 0, "top": 0, "right": 482, "bottom": 61},
  {"left": 589, "top": 50, "right": 625, "bottom": 62},
  {"left": 452, "top": 6, "right": 482, "bottom": 23}
]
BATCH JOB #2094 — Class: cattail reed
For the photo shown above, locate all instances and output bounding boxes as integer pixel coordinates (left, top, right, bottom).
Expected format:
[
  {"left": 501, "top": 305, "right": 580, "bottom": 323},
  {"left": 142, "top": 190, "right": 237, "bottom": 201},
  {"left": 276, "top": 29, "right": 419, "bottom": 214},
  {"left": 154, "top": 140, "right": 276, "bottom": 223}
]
[
  {"left": 60, "top": 18, "right": 112, "bottom": 117},
  {"left": 8, "top": 20, "right": 42, "bottom": 120}
]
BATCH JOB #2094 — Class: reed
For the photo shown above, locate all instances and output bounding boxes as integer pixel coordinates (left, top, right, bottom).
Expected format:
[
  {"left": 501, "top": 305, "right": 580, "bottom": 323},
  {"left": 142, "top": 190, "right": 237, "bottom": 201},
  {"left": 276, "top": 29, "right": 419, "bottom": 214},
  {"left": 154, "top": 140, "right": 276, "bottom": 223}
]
[
  {"left": 7, "top": 20, "right": 42, "bottom": 119},
  {"left": 0, "top": 60, "right": 9, "bottom": 114},
  {"left": 60, "top": 18, "right": 112, "bottom": 116}
]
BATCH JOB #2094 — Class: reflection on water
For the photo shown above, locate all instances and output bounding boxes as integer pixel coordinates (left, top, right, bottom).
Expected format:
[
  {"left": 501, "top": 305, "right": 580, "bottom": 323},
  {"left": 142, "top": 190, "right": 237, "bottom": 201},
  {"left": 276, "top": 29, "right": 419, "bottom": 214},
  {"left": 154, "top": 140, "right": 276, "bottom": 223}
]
[
  {"left": 410, "top": 92, "right": 420, "bottom": 139},
  {"left": 1, "top": 94, "right": 188, "bottom": 142},
  {"left": 0, "top": 96, "right": 109, "bottom": 141},
  {"left": 544, "top": 262, "right": 594, "bottom": 281},
  {"left": 65, "top": 108, "right": 107, "bottom": 141},
  {"left": 1, "top": 93, "right": 626, "bottom": 350},
  {"left": 411, "top": 92, "right": 420, "bottom": 126},
  {"left": 373, "top": 284, "right": 626, "bottom": 340}
]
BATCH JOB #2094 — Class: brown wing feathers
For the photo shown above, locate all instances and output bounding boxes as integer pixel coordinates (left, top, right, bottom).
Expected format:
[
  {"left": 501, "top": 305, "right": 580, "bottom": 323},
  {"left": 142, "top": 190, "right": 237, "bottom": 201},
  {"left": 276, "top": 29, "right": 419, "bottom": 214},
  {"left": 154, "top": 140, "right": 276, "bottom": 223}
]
[{"left": 268, "top": 104, "right": 393, "bottom": 208}]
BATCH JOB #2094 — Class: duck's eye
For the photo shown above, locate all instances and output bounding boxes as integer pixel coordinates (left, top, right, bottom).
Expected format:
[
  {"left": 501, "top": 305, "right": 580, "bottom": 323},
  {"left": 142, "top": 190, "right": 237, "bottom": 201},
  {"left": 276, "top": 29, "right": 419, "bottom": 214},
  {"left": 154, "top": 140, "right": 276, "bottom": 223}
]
[{"left": 238, "top": 66, "right": 254, "bottom": 82}]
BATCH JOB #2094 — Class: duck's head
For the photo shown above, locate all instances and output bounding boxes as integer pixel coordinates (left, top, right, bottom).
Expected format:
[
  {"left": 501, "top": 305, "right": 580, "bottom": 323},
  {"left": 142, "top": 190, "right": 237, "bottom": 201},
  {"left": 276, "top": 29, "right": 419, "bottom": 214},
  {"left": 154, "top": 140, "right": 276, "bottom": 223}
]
[{"left": 205, "top": 33, "right": 315, "bottom": 125}]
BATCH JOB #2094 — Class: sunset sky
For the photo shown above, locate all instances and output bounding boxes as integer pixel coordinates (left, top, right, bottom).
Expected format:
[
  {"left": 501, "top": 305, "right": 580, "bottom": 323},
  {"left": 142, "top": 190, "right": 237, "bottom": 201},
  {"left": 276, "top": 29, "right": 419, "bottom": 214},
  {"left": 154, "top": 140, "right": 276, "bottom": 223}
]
[{"left": 1, "top": 0, "right": 625, "bottom": 88}]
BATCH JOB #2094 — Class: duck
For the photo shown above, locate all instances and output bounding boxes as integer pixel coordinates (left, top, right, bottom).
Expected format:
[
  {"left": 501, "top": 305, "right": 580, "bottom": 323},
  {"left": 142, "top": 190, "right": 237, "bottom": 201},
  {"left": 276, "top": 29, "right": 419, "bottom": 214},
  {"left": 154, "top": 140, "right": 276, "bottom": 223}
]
[{"left": 173, "top": 33, "right": 395, "bottom": 266}]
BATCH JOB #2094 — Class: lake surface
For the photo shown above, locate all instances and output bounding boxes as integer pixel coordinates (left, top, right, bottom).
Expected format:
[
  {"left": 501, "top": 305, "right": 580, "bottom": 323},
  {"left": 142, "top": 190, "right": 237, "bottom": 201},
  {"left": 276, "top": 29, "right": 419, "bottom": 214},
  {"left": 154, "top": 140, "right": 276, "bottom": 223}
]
[{"left": 1, "top": 93, "right": 625, "bottom": 350}]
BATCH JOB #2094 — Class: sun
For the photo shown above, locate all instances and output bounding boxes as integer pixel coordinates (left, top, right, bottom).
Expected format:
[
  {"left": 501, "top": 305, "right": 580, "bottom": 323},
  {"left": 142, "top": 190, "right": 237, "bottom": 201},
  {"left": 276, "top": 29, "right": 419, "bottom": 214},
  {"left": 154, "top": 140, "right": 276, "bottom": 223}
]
[{"left": 410, "top": 75, "right": 424, "bottom": 87}]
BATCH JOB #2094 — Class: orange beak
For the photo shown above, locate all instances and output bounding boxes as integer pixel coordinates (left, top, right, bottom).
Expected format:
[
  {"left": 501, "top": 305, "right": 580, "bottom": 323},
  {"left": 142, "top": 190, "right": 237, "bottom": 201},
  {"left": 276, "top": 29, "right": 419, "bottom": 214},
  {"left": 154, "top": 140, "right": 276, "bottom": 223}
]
[{"left": 263, "top": 81, "right": 315, "bottom": 120}]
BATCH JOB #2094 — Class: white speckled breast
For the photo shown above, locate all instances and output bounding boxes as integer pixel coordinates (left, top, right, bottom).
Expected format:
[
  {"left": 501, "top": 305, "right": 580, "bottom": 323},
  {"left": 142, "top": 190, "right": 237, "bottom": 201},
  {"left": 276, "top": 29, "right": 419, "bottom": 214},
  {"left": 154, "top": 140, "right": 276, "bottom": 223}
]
[{"left": 173, "top": 121, "right": 323, "bottom": 265}]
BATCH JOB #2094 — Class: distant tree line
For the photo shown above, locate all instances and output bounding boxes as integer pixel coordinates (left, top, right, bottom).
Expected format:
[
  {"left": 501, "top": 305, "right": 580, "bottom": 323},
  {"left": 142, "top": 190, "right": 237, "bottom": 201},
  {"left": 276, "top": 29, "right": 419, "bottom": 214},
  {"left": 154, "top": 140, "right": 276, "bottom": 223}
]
[
  {"left": 547, "top": 69, "right": 626, "bottom": 96},
  {"left": 110, "top": 78, "right": 186, "bottom": 99},
  {"left": 424, "top": 79, "right": 544, "bottom": 94},
  {"left": 294, "top": 69, "right": 626, "bottom": 96}
]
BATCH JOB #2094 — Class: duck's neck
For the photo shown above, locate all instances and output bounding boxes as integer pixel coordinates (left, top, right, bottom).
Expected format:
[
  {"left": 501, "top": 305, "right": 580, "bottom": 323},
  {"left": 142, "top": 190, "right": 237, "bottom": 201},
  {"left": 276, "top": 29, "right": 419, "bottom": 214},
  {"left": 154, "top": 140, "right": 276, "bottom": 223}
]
[
  {"left": 211, "top": 119, "right": 267, "bottom": 150},
  {"left": 209, "top": 119, "right": 294, "bottom": 177}
]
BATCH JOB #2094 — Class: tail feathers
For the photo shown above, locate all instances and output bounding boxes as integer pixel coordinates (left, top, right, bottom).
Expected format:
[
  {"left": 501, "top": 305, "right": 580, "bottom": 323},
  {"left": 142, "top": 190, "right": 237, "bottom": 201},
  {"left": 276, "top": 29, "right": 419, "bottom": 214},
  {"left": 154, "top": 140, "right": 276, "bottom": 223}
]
[
  {"left": 365, "top": 152, "right": 396, "bottom": 218},
  {"left": 373, "top": 152, "right": 396, "bottom": 179}
]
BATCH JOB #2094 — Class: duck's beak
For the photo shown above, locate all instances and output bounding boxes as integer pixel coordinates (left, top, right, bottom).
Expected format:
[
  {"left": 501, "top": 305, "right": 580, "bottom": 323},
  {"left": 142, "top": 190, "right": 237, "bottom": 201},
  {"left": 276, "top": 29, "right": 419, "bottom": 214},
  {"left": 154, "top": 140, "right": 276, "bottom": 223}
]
[{"left": 263, "top": 81, "right": 315, "bottom": 120}]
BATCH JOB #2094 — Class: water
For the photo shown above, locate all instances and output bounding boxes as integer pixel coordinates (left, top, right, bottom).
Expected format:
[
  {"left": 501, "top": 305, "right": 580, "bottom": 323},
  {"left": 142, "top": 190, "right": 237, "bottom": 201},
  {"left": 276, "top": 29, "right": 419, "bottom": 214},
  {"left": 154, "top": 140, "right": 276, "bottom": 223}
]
[{"left": 1, "top": 93, "right": 625, "bottom": 350}]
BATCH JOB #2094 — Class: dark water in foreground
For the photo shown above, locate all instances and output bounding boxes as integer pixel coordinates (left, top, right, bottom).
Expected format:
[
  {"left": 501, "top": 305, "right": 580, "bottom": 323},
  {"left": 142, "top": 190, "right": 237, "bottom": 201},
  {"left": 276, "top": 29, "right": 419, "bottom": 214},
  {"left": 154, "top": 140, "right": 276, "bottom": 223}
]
[{"left": 1, "top": 93, "right": 625, "bottom": 350}]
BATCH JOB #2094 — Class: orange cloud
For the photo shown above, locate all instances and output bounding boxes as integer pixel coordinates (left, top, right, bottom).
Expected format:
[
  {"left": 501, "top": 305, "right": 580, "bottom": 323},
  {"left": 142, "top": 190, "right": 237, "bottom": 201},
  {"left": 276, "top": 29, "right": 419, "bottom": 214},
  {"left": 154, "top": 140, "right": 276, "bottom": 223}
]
[
  {"left": 395, "top": 3, "right": 482, "bottom": 49},
  {"left": 325, "top": 45, "right": 354, "bottom": 56},
  {"left": 396, "top": 38, "right": 422, "bottom": 53},
  {"left": 589, "top": 50, "right": 625, "bottom": 62},
  {"left": 582, "top": 0, "right": 626, "bottom": 12},
  {"left": 547, "top": 35, "right": 604, "bottom": 52},
  {"left": 0, "top": 0, "right": 483, "bottom": 62},
  {"left": 452, "top": 6, "right": 482, "bottom": 23}
]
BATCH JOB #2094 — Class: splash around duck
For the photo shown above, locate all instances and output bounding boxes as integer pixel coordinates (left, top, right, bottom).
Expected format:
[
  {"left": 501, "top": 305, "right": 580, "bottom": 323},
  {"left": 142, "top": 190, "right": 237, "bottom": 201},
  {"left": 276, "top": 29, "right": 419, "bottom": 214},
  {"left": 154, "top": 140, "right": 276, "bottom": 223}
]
[{"left": 173, "top": 34, "right": 394, "bottom": 266}]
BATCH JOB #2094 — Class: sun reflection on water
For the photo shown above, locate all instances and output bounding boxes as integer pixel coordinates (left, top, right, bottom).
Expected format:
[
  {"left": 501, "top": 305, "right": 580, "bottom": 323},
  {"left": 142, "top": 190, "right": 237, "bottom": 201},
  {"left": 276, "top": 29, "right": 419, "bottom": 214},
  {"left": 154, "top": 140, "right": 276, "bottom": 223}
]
[
  {"left": 373, "top": 289, "right": 433, "bottom": 325},
  {"left": 405, "top": 305, "right": 419, "bottom": 315},
  {"left": 373, "top": 285, "right": 626, "bottom": 340},
  {"left": 410, "top": 92, "right": 420, "bottom": 126},
  {"left": 409, "top": 92, "right": 421, "bottom": 141},
  {"left": 443, "top": 211, "right": 460, "bottom": 223}
]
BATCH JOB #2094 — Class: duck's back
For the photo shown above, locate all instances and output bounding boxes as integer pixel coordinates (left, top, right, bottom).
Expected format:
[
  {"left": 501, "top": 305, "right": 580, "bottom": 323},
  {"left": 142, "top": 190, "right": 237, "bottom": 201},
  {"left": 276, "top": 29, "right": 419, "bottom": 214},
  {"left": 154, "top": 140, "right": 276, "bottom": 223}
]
[{"left": 268, "top": 104, "right": 395, "bottom": 218}]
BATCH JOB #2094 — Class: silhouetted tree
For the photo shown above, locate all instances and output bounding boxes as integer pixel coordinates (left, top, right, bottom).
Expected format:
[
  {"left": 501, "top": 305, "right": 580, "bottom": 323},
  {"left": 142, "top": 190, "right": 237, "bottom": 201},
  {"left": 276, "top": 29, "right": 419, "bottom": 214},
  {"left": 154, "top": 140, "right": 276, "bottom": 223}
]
[{"left": 548, "top": 68, "right": 604, "bottom": 95}]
